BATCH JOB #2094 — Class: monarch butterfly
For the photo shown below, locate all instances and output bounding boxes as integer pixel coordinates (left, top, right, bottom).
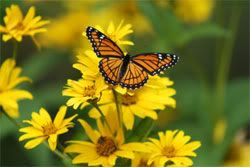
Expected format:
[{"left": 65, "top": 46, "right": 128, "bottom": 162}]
[{"left": 86, "top": 26, "right": 179, "bottom": 90}]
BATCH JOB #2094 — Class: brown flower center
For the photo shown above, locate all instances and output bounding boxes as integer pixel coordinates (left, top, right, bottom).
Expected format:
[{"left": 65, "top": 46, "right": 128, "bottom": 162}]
[
  {"left": 162, "top": 146, "right": 176, "bottom": 158},
  {"left": 83, "top": 85, "right": 96, "bottom": 97},
  {"left": 122, "top": 93, "right": 137, "bottom": 106},
  {"left": 42, "top": 123, "right": 57, "bottom": 136},
  {"left": 96, "top": 136, "right": 117, "bottom": 156},
  {"left": 15, "top": 22, "right": 25, "bottom": 30}
]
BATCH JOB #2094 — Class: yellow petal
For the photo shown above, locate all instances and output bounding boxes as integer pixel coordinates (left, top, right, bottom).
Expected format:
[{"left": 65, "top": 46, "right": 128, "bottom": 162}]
[
  {"left": 19, "top": 127, "right": 43, "bottom": 141},
  {"left": 165, "top": 130, "right": 178, "bottom": 144},
  {"left": 64, "top": 143, "right": 95, "bottom": 153},
  {"left": 72, "top": 152, "right": 100, "bottom": 164},
  {"left": 78, "top": 119, "right": 100, "bottom": 143},
  {"left": 108, "top": 154, "right": 117, "bottom": 165},
  {"left": 39, "top": 108, "right": 52, "bottom": 123},
  {"left": 148, "top": 138, "right": 162, "bottom": 148},
  {"left": 53, "top": 105, "right": 67, "bottom": 128},
  {"left": 171, "top": 157, "right": 193, "bottom": 166},
  {"left": 159, "top": 132, "right": 166, "bottom": 146},
  {"left": 2, "top": 34, "right": 12, "bottom": 41},
  {"left": 31, "top": 112, "right": 44, "bottom": 125},
  {"left": 159, "top": 156, "right": 169, "bottom": 167},
  {"left": 24, "top": 136, "right": 47, "bottom": 149},
  {"left": 107, "top": 21, "right": 115, "bottom": 35},
  {"left": 88, "top": 156, "right": 105, "bottom": 166},
  {"left": 177, "top": 141, "right": 201, "bottom": 156},
  {"left": 120, "top": 143, "right": 150, "bottom": 153},
  {"left": 4, "top": 90, "right": 33, "bottom": 100},
  {"left": 48, "top": 134, "right": 57, "bottom": 151},
  {"left": 23, "top": 6, "right": 35, "bottom": 26},
  {"left": 115, "top": 150, "right": 134, "bottom": 159},
  {"left": 61, "top": 114, "right": 77, "bottom": 128},
  {"left": 56, "top": 127, "right": 69, "bottom": 135},
  {"left": 1, "top": 103, "right": 19, "bottom": 118},
  {"left": 122, "top": 106, "right": 134, "bottom": 130}
]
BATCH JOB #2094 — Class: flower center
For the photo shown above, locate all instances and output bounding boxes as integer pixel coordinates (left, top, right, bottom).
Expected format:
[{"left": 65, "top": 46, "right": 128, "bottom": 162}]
[
  {"left": 96, "top": 136, "right": 117, "bottom": 156},
  {"left": 83, "top": 85, "right": 96, "bottom": 97},
  {"left": 121, "top": 93, "right": 137, "bottom": 106},
  {"left": 15, "top": 22, "right": 25, "bottom": 30},
  {"left": 42, "top": 123, "right": 57, "bottom": 136},
  {"left": 162, "top": 146, "right": 176, "bottom": 158}
]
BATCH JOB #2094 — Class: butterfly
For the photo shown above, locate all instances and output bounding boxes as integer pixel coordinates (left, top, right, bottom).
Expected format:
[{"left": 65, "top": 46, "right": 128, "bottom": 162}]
[{"left": 86, "top": 26, "right": 179, "bottom": 90}]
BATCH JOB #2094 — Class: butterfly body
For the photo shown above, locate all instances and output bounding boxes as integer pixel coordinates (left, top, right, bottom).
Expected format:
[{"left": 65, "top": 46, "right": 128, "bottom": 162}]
[
  {"left": 86, "top": 26, "right": 179, "bottom": 90},
  {"left": 119, "top": 54, "right": 131, "bottom": 81}
]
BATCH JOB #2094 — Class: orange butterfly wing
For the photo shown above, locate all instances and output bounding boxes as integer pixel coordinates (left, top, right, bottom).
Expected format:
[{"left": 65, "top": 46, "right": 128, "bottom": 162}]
[
  {"left": 120, "top": 63, "right": 148, "bottom": 89},
  {"left": 86, "top": 27, "right": 124, "bottom": 58},
  {"left": 99, "top": 58, "right": 123, "bottom": 85},
  {"left": 131, "top": 53, "right": 179, "bottom": 75}
]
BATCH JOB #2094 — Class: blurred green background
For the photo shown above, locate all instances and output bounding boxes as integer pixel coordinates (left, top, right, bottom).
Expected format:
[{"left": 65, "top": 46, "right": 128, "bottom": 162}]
[{"left": 1, "top": 0, "right": 249, "bottom": 166}]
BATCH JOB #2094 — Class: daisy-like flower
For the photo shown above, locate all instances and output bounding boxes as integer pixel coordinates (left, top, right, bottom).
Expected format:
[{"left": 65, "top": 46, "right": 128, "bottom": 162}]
[
  {"left": 146, "top": 130, "right": 201, "bottom": 167},
  {"left": 89, "top": 77, "right": 176, "bottom": 129},
  {"left": 62, "top": 78, "right": 108, "bottom": 110},
  {"left": 0, "top": 4, "right": 50, "bottom": 42},
  {"left": 19, "top": 106, "right": 77, "bottom": 151},
  {"left": 65, "top": 110, "right": 149, "bottom": 167},
  {"left": 0, "top": 58, "right": 33, "bottom": 118},
  {"left": 85, "top": 20, "right": 134, "bottom": 46}
]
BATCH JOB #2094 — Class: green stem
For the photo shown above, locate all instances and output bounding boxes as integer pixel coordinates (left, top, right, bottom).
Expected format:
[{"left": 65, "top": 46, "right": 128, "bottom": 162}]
[
  {"left": 127, "top": 117, "right": 155, "bottom": 142},
  {"left": 43, "top": 142, "right": 72, "bottom": 167},
  {"left": 12, "top": 40, "right": 18, "bottom": 60},
  {"left": 214, "top": 4, "right": 241, "bottom": 120},
  {"left": 90, "top": 102, "right": 113, "bottom": 134},
  {"left": 112, "top": 89, "right": 123, "bottom": 129},
  {"left": 58, "top": 142, "right": 73, "bottom": 160}
]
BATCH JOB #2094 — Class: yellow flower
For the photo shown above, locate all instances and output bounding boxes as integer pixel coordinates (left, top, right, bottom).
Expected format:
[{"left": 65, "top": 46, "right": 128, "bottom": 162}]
[
  {"left": 39, "top": 11, "right": 86, "bottom": 49},
  {"left": 84, "top": 20, "right": 134, "bottom": 46},
  {"left": 65, "top": 112, "right": 149, "bottom": 166},
  {"left": 73, "top": 50, "right": 100, "bottom": 81},
  {"left": 0, "top": 5, "right": 50, "bottom": 42},
  {"left": 19, "top": 106, "right": 77, "bottom": 151},
  {"left": 0, "top": 58, "right": 33, "bottom": 118},
  {"left": 89, "top": 77, "right": 176, "bottom": 129},
  {"left": 174, "top": 0, "right": 214, "bottom": 23},
  {"left": 62, "top": 78, "right": 108, "bottom": 110},
  {"left": 146, "top": 130, "right": 201, "bottom": 167}
]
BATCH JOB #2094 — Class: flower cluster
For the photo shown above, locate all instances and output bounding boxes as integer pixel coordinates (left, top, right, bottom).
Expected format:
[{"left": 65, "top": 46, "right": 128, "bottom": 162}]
[
  {"left": 0, "top": 4, "right": 201, "bottom": 167},
  {"left": 62, "top": 21, "right": 201, "bottom": 166}
]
